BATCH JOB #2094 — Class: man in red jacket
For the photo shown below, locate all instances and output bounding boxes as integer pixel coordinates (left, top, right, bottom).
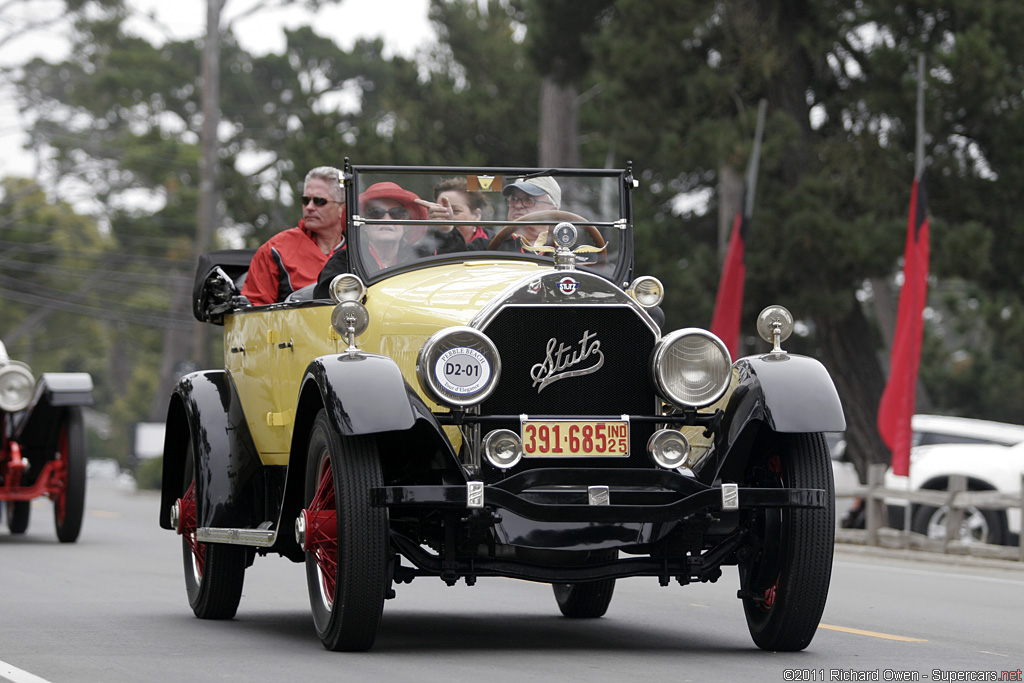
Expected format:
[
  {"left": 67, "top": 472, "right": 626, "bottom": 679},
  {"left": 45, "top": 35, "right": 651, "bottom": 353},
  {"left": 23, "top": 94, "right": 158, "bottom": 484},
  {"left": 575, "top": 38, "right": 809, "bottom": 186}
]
[{"left": 241, "top": 166, "right": 346, "bottom": 305}]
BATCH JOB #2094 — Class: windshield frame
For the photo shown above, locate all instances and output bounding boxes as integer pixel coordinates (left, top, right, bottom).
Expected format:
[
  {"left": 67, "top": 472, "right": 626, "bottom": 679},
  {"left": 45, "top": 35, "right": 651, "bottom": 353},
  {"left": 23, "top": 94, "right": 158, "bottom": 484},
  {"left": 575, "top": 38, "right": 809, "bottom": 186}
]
[{"left": 342, "top": 163, "right": 636, "bottom": 287}]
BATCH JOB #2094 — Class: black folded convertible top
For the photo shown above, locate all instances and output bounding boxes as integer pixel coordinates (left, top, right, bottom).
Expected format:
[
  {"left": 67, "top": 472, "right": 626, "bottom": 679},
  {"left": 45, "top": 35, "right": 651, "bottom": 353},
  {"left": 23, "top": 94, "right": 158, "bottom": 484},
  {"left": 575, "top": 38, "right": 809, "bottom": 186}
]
[{"left": 192, "top": 249, "right": 256, "bottom": 322}]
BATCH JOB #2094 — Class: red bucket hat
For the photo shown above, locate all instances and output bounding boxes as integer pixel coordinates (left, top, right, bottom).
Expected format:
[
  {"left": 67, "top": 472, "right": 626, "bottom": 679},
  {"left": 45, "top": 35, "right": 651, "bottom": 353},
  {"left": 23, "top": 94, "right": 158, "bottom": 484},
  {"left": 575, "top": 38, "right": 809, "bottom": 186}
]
[{"left": 359, "top": 182, "right": 428, "bottom": 220}]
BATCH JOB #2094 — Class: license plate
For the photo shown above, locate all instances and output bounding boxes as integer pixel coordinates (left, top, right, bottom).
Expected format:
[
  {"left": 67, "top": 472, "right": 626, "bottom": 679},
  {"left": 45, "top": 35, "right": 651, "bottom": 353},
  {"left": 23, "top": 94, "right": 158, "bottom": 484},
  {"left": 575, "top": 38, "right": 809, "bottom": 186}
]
[{"left": 521, "top": 419, "right": 629, "bottom": 457}]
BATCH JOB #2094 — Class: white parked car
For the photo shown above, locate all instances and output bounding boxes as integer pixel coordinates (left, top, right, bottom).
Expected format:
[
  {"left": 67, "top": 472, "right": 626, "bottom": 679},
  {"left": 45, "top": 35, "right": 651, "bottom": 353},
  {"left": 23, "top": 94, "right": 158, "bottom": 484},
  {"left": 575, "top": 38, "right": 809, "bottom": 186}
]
[
  {"left": 911, "top": 414, "right": 1024, "bottom": 448},
  {"left": 885, "top": 415, "right": 1024, "bottom": 545}
]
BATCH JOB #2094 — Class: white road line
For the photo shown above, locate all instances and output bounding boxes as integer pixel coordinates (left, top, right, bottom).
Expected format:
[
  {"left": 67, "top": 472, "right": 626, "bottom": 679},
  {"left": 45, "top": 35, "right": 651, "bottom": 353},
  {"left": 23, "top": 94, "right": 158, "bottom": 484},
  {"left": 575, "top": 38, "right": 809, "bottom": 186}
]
[{"left": 0, "top": 660, "right": 53, "bottom": 683}]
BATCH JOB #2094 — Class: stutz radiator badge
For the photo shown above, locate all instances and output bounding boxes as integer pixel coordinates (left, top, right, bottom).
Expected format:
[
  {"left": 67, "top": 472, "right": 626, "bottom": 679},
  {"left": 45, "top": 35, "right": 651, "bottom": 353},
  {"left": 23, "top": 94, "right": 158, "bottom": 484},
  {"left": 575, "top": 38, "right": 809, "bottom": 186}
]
[
  {"left": 530, "top": 330, "right": 603, "bottom": 392},
  {"left": 557, "top": 276, "right": 579, "bottom": 295}
]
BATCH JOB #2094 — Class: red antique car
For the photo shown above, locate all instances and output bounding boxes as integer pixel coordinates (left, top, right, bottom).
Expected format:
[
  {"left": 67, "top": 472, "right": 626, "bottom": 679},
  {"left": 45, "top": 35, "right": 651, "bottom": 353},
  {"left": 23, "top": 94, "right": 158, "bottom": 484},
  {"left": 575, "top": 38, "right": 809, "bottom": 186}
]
[{"left": 0, "top": 340, "right": 92, "bottom": 542}]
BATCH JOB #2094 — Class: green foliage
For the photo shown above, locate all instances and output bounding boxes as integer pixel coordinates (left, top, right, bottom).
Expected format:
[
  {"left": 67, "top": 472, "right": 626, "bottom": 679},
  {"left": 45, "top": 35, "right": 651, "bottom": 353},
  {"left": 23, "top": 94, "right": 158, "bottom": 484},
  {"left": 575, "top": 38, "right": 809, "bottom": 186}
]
[{"left": 135, "top": 456, "right": 163, "bottom": 490}]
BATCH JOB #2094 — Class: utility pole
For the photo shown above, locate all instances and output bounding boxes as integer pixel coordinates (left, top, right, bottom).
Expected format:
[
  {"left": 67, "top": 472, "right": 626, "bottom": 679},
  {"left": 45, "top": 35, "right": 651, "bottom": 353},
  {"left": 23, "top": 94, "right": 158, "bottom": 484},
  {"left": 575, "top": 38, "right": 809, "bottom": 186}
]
[
  {"left": 192, "top": 0, "right": 223, "bottom": 366},
  {"left": 152, "top": 0, "right": 221, "bottom": 419}
]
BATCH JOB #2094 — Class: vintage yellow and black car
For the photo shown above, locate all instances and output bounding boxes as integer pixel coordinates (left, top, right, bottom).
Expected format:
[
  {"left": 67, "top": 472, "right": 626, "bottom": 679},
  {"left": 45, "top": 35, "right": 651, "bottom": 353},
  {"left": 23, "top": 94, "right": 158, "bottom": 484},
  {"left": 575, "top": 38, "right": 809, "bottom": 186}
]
[{"left": 158, "top": 163, "right": 845, "bottom": 652}]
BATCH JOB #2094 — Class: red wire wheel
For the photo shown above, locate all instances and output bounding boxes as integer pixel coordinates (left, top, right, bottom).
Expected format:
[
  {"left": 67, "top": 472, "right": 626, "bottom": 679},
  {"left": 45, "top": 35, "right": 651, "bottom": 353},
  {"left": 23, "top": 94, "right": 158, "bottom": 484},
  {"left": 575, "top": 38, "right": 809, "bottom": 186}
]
[
  {"left": 738, "top": 433, "right": 835, "bottom": 651},
  {"left": 302, "top": 409, "right": 388, "bottom": 652},
  {"left": 180, "top": 441, "right": 246, "bottom": 619},
  {"left": 53, "top": 406, "right": 86, "bottom": 543}
]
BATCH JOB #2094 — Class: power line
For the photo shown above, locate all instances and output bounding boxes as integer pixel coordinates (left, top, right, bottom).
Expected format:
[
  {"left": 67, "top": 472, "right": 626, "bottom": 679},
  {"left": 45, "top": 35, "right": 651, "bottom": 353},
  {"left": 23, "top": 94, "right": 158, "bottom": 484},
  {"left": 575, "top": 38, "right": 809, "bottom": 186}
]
[
  {"left": 0, "top": 254, "right": 193, "bottom": 286},
  {"left": 0, "top": 284, "right": 195, "bottom": 329},
  {"left": 0, "top": 239, "right": 198, "bottom": 270}
]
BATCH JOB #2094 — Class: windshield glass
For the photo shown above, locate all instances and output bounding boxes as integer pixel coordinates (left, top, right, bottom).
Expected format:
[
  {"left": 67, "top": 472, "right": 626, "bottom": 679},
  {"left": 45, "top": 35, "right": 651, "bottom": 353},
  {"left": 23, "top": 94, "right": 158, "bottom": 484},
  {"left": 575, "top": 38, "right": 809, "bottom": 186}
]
[{"left": 345, "top": 166, "right": 633, "bottom": 284}]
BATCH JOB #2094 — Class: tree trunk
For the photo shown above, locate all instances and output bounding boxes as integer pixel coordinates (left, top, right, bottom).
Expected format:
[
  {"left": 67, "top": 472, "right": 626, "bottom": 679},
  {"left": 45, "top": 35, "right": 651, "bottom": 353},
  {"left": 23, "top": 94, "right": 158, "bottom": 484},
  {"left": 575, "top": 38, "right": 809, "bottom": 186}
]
[
  {"left": 150, "top": 270, "right": 194, "bottom": 421},
  {"left": 538, "top": 78, "right": 579, "bottom": 168},
  {"left": 815, "top": 300, "right": 891, "bottom": 482}
]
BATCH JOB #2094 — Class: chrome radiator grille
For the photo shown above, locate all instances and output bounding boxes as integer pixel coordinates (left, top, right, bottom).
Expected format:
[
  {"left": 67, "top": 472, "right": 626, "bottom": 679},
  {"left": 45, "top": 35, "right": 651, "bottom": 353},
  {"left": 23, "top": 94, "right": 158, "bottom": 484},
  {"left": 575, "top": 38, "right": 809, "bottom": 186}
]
[{"left": 479, "top": 304, "right": 659, "bottom": 482}]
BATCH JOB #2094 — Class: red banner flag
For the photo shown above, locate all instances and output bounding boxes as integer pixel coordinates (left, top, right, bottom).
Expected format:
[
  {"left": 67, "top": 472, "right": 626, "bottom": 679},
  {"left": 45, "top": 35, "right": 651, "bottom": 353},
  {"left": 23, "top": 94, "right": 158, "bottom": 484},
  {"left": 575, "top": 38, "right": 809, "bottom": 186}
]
[
  {"left": 711, "top": 100, "right": 765, "bottom": 359},
  {"left": 877, "top": 176, "right": 930, "bottom": 476},
  {"left": 710, "top": 209, "right": 748, "bottom": 359}
]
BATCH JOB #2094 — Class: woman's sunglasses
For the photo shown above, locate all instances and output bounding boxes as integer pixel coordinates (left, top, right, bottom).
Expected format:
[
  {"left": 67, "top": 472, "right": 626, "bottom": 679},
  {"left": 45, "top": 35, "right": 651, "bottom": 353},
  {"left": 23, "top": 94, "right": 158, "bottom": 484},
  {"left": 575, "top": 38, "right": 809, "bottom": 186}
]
[
  {"left": 365, "top": 206, "right": 410, "bottom": 220},
  {"left": 301, "top": 195, "right": 341, "bottom": 207}
]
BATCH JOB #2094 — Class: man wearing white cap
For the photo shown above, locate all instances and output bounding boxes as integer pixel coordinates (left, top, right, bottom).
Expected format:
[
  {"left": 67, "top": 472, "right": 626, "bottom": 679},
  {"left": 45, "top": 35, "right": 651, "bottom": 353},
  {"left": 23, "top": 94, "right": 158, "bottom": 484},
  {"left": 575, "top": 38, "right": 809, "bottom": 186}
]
[{"left": 499, "top": 176, "right": 562, "bottom": 249}]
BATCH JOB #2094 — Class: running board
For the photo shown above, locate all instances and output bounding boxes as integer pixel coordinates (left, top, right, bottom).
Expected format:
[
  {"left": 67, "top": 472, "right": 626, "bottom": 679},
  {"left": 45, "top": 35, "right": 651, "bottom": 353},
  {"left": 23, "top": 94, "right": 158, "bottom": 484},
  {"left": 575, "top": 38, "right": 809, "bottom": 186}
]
[{"left": 197, "top": 525, "right": 276, "bottom": 547}]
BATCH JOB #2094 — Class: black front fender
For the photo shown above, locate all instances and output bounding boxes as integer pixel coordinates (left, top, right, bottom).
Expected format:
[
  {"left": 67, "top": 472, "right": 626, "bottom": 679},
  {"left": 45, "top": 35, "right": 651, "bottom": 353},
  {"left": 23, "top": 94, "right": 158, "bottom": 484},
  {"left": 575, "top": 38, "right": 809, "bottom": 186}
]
[
  {"left": 303, "top": 353, "right": 418, "bottom": 436},
  {"left": 728, "top": 353, "right": 845, "bottom": 435},
  {"left": 292, "top": 351, "right": 458, "bottom": 476},
  {"left": 12, "top": 373, "right": 93, "bottom": 453},
  {"left": 276, "top": 353, "right": 459, "bottom": 556},
  {"left": 711, "top": 353, "right": 845, "bottom": 481}
]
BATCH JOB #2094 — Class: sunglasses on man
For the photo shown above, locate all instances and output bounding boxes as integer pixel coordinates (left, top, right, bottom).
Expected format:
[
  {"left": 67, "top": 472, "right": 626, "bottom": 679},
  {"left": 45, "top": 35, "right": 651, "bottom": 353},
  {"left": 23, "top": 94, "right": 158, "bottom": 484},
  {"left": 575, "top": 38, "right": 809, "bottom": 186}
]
[
  {"left": 364, "top": 206, "right": 410, "bottom": 220},
  {"left": 301, "top": 195, "right": 343, "bottom": 207}
]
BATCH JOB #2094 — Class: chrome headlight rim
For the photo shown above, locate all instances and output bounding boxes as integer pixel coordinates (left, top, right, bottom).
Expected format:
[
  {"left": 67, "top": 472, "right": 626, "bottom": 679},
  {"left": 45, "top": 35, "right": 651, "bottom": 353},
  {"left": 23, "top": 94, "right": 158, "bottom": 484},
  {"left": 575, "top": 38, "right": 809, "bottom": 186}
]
[
  {"left": 483, "top": 428, "right": 523, "bottom": 470},
  {"left": 328, "top": 273, "right": 366, "bottom": 303},
  {"left": 627, "top": 276, "right": 664, "bottom": 309},
  {"left": 650, "top": 328, "right": 732, "bottom": 409},
  {"left": 647, "top": 428, "right": 691, "bottom": 470},
  {"left": 416, "top": 326, "right": 501, "bottom": 408},
  {"left": 0, "top": 361, "right": 35, "bottom": 413}
]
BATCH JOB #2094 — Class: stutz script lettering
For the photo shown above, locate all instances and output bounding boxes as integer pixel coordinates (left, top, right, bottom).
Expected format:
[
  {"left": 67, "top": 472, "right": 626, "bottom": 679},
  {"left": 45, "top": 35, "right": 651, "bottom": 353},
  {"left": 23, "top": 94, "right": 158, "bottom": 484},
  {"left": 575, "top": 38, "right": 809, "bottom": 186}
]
[{"left": 530, "top": 330, "right": 604, "bottom": 392}]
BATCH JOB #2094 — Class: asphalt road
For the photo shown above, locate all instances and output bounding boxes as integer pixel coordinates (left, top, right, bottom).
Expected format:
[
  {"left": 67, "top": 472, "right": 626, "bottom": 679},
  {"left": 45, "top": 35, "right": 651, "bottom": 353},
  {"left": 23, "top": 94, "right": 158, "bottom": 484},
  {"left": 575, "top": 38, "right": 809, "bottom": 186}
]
[{"left": 2, "top": 478, "right": 1023, "bottom": 683}]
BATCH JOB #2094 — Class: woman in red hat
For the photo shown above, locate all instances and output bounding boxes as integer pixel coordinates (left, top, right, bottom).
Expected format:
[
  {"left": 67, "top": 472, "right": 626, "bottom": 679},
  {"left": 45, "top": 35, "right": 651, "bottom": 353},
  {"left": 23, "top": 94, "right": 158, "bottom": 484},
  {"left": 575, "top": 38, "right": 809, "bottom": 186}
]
[
  {"left": 314, "top": 181, "right": 468, "bottom": 297},
  {"left": 358, "top": 182, "right": 429, "bottom": 269}
]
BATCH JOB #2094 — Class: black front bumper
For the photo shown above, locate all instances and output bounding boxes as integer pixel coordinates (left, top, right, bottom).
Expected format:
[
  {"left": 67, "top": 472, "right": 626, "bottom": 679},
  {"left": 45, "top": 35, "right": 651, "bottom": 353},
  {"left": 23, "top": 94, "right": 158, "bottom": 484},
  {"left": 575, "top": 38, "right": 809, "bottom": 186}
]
[{"left": 372, "top": 467, "right": 825, "bottom": 523}]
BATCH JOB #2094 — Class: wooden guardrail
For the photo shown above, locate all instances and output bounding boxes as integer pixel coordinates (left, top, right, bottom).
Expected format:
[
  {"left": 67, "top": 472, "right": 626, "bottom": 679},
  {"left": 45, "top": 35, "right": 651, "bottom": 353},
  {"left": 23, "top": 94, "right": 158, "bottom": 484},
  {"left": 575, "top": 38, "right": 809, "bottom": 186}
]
[{"left": 835, "top": 464, "right": 1024, "bottom": 562}]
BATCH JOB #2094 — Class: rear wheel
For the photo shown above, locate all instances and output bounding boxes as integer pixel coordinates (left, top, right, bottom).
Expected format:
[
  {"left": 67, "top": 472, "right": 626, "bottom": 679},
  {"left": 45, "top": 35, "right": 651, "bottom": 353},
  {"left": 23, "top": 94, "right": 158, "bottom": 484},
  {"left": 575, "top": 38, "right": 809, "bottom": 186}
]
[
  {"left": 552, "top": 550, "right": 617, "bottom": 618},
  {"left": 738, "top": 432, "right": 834, "bottom": 651},
  {"left": 54, "top": 407, "right": 87, "bottom": 543},
  {"left": 180, "top": 442, "right": 246, "bottom": 619},
  {"left": 6, "top": 500, "right": 30, "bottom": 534},
  {"left": 301, "top": 410, "right": 388, "bottom": 652}
]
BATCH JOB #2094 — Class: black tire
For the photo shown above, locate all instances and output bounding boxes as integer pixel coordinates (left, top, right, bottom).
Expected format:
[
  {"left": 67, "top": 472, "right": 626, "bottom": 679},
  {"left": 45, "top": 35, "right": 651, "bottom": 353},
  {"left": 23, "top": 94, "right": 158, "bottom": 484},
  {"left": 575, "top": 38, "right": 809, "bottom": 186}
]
[
  {"left": 303, "top": 410, "right": 388, "bottom": 652},
  {"left": 911, "top": 501, "right": 1007, "bottom": 546},
  {"left": 552, "top": 550, "right": 617, "bottom": 618},
  {"left": 738, "top": 432, "right": 834, "bottom": 652},
  {"left": 54, "top": 407, "right": 87, "bottom": 543},
  {"left": 181, "top": 442, "right": 246, "bottom": 619},
  {"left": 6, "top": 500, "right": 30, "bottom": 534}
]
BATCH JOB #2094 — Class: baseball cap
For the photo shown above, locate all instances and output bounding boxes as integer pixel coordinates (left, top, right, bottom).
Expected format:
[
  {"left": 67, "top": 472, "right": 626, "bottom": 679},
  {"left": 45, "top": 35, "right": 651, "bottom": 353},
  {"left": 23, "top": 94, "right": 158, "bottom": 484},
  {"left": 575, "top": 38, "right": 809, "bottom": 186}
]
[{"left": 502, "top": 176, "right": 561, "bottom": 207}]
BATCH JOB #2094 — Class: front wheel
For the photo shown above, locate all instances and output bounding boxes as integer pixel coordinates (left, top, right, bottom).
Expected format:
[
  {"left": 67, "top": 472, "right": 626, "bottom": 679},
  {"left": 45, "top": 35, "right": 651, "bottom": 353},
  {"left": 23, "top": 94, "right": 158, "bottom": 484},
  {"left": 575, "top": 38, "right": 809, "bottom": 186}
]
[
  {"left": 301, "top": 410, "right": 388, "bottom": 652},
  {"left": 738, "top": 432, "right": 834, "bottom": 652},
  {"left": 54, "top": 407, "right": 87, "bottom": 543},
  {"left": 6, "top": 500, "right": 30, "bottom": 534},
  {"left": 552, "top": 549, "right": 617, "bottom": 618},
  {"left": 180, "top": 443, "right": 246, "bottom": 619}
]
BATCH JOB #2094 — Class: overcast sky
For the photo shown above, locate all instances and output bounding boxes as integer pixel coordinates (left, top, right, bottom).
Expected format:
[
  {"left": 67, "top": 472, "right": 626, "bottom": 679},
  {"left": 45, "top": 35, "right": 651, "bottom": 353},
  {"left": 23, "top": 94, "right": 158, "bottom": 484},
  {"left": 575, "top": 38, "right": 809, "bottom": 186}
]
[{"left": 0, "top": 0, "right": 436, "bottom": 179}]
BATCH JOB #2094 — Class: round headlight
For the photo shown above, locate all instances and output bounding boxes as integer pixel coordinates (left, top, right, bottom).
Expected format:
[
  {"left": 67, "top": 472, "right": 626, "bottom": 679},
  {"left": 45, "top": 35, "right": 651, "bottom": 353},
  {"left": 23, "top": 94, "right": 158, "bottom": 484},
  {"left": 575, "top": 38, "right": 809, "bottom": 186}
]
[
  {"left": 650, "top": 329, "right": 732, "bottom": 408},
  {"left": 627, "top": 276, "right": 664, "bottom": 308},
  {"left": 416, "top": 327, "right": 501, "bottom": 407},
  {"left": 0, "top": 361, "right": 35, "bottom": 412},
  {"left": 483, "top": 429, "right": 523, "bottom": 470},
  {"left": 329, "top": 274, "right": 366, "bottom": 303},
  {"left": 647, "top": 428, "right": 691, "bottom": 470}
]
